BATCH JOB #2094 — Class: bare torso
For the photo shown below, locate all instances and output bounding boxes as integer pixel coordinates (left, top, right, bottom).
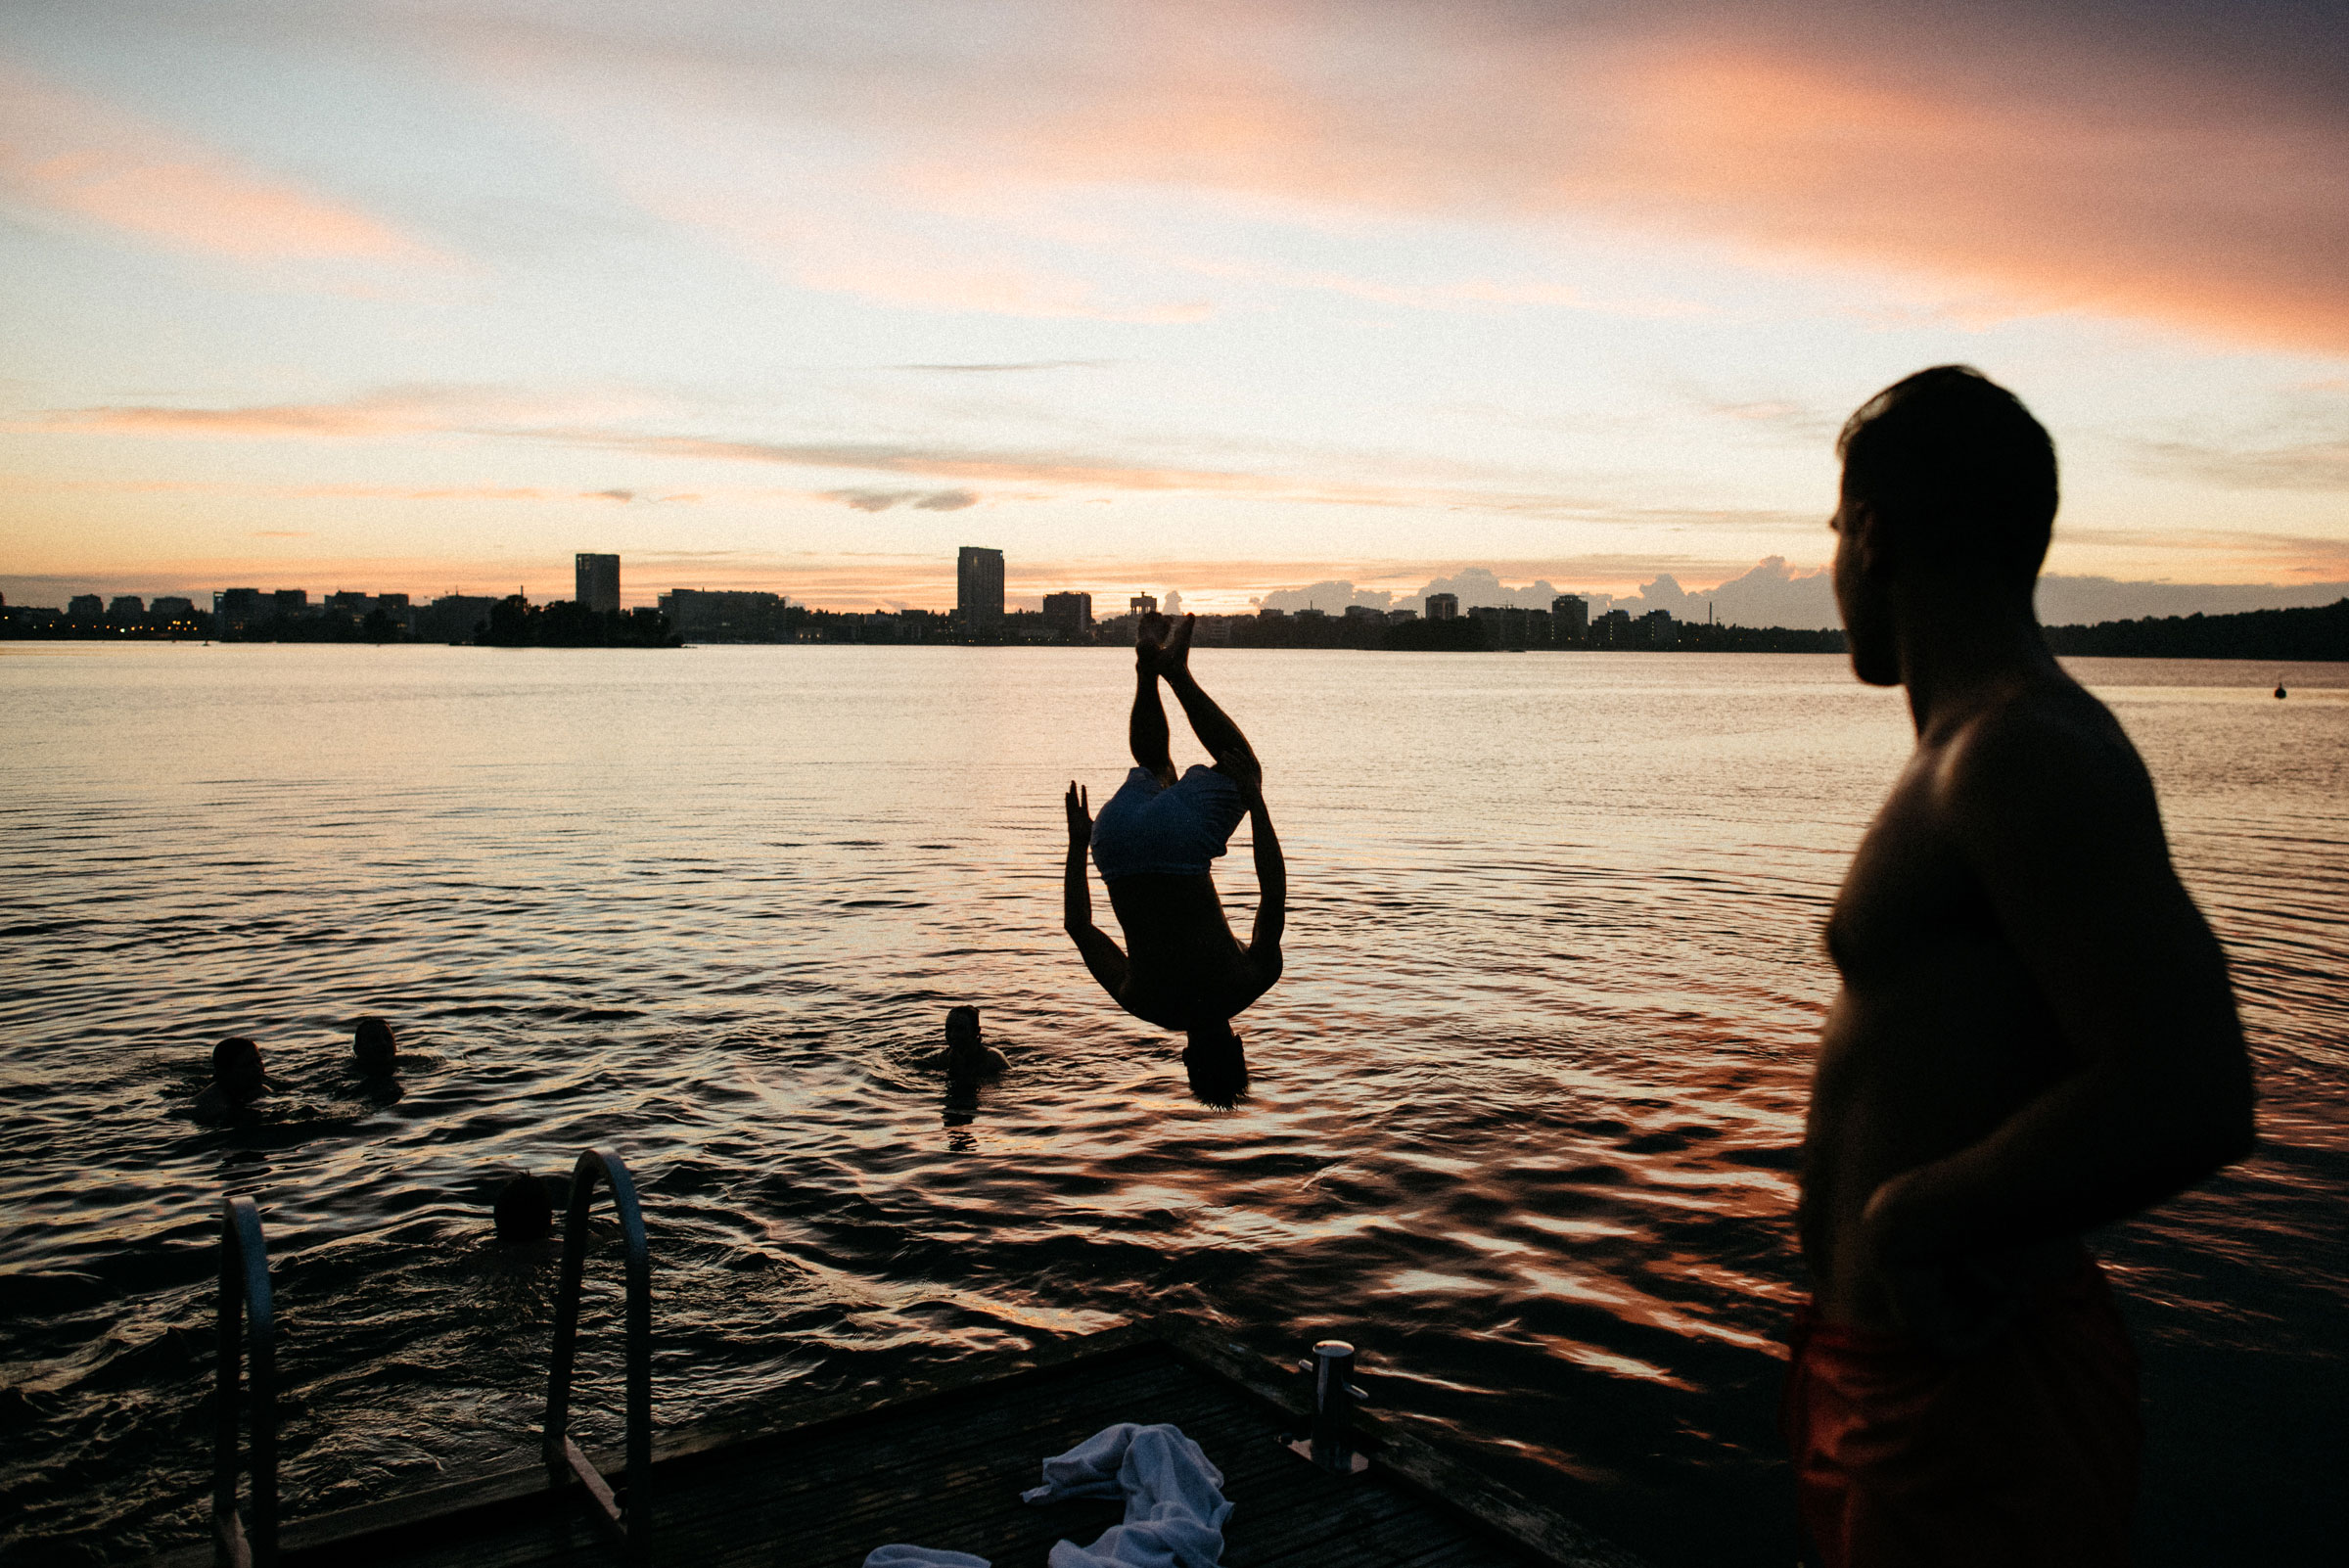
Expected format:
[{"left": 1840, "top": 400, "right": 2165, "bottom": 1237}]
[
  {"left": 1105, "top": 872, "right": 1274, "bottom": 1030},
  {"left": 1803, "top": 680, "right": 2125, "bottom": 1328}
]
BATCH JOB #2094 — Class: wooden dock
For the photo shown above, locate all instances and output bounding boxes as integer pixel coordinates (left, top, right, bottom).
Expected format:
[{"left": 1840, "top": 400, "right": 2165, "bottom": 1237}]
[{"left": 155, "top": 1316, "right": 1648, "bottom": 1568}]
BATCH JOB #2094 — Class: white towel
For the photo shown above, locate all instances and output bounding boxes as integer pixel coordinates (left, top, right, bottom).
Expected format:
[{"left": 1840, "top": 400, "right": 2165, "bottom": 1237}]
[
  {"left": 861, "top": 1547, "right": 989, "bottom": 1568},
  {"left": 1021, "top": 1422, "right": 1232, "bottom": 1568}
]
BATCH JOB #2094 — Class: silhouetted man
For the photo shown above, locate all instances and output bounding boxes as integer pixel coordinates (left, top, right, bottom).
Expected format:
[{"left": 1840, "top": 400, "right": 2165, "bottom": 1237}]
[
  {"left": 1788, "top": 366, "right": 2256, "bottom": 1565},
  {"left": 1064, "top": 613, "right": 1284, "bottom": 1083}
]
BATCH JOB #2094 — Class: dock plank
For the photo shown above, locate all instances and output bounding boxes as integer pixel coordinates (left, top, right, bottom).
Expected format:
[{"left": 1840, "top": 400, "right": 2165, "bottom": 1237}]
[{"left": 152, "top": 1325, "right": 1642, "bottom": 1568}]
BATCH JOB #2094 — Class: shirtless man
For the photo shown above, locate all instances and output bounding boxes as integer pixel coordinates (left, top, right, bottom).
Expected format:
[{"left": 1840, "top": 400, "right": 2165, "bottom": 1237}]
[
  {"left": 1790, "top": 366, "right": 2256, "bottom": 1565},
  {"left": 1063, "top": 613, "right": 1284, "bottom": 1079}
]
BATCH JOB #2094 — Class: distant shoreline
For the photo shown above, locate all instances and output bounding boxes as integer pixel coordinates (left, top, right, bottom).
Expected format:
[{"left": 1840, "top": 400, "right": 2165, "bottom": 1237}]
[{"left": 7, "top": 593, "right": 2344, "bottom": 660}]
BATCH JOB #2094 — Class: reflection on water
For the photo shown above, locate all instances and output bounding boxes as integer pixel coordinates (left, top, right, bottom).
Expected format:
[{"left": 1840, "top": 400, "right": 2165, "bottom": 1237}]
[{"left": 2, "top": 646, "right": 2343, "bottom": 1566}]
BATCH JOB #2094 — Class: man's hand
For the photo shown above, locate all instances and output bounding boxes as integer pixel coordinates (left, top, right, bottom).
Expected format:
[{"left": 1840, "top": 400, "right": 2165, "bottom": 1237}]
[
  {"left": 1859, "top": 1170, "right": 2071, "bottom": 1357},
  {"left": 1064, "top": 780, "right": 1092, "bottom": 851}
]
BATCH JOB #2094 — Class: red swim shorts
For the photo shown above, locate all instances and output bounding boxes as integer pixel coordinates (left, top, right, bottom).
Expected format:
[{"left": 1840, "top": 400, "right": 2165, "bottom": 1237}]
[{"left": 1781, "top": 1262, "right": 2142, "bottom": 1567}]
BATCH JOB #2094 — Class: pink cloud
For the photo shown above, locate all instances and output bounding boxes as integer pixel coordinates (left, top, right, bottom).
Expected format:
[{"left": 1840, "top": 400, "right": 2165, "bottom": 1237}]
[
  {"left": 0, "top": 65, "right": 443, "bottom": 264},
  {"left": 701, "top": 5, "right": 2349, "bottom": 352}
]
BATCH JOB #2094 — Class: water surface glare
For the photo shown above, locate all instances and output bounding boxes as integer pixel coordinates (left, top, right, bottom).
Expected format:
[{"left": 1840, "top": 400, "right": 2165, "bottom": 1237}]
[{"left": 3, "top": 645, "right": 2344, "bottom": 1566}]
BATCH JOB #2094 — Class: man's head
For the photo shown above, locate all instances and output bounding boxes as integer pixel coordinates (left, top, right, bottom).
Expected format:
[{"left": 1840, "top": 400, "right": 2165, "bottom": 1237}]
[
  {"left": 1182, "top": 1019, "right": 1247, "bottom": 1106},
  {"left": 353, "top": 1015, "right": 397, "bottom": 1073},
  {"left": 211, "top": 1036, "right": 264, "bottom": 1102},
  {"left": 944, "top": 1005, "right": 983, "bottom": 1059},
  {"left": 1832, "top": 365, "right": 2057, "bottom": 685}
]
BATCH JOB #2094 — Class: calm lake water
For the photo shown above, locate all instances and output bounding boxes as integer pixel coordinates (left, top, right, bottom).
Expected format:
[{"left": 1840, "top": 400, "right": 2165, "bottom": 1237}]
[{"left": 3, "top": 644, "right": 2344, "bottom": 1566}]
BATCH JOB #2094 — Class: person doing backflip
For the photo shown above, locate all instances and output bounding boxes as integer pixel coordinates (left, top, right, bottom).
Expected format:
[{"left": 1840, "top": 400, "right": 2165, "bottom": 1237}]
[
  {"left": 1790, "top": 365, "right": 2256, "bottom": 1565},
  {"left": 1063, "top": 613, "right": 1285, "bottom": 1080}
]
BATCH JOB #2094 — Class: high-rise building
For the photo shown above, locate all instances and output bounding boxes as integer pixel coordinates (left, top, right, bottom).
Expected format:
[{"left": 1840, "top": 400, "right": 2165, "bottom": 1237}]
[
  {"left": 107, "top": 595, "right": 145, "bottom": 620},
  {"left": 958, "top": 547, "right": 1005, "bottom": 638},
  {"left": 1041, "top": 591, "right": 1093, "bottom": 635},
  {"left": 1425, "top": 592, "right": 1459, "bottom": 622},
  {"left": 1551, "top": 594, "right": 1589, "bottom": 642},
  {"left": 68, "top": 594, "right": 103, "bottom": 619},
  {"left": 1128, "top": 594, "right": 1157, "bottom": 616},
  {"left": 576, "top": 553, "right": 622, "bottom": 614}
]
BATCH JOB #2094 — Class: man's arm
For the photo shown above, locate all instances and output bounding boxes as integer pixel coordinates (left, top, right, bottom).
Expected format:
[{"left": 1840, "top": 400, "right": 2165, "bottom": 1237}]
[
  {"left": 1862, "top": 709, "right": 2255, "bottom": 1278},
  {"left": 1217, "top": 751, "right": 1286, "bottom": 971},
  {"left": 1062, "top": 781, "right": 1130, "bottom": 1001}
]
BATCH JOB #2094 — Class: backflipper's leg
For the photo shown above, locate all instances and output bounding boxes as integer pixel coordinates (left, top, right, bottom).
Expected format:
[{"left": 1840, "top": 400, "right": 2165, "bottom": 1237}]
[
  {"left": 1164, "top": 619, "right": 1256, "bottom": 769},
  {"left": 1128, "top": 653, "right": 1176, "bottom": 787}
]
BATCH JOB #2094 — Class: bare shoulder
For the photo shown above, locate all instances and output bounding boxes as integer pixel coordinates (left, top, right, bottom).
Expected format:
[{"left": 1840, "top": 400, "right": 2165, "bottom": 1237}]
[{"left": 1930, "top": 677, "right": 2158, "bottom": 838}]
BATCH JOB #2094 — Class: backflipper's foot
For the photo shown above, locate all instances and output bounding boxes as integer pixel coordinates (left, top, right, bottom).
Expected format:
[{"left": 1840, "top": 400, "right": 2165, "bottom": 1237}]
[
  {"left": 1136, "top": 611, "right": 1173, "bottom": 671},
  {"left": 1167, "top": 613, "right": 1196, "bottom": 671}
]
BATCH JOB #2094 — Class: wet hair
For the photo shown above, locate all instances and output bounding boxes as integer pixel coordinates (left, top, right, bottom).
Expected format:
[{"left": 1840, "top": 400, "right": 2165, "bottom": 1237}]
[
  {"left": 494, "top": 1172, "right": 553, "bottom": 1243},
  {"left": 944, "top": 1006, "right": 981, "bottom": 1050},
  {"left": 1181, "top": 1024, "right": 1247, "bottom": 1107},
  {"left": 212, "top": 1036, "right": 258, "bottom": 1076},
  {"left": 1838, "top": 365, "right": 2057, "bottom": 583},
  {"left": 353, "top": 1016, "right": 396, "bottom": 1071}
]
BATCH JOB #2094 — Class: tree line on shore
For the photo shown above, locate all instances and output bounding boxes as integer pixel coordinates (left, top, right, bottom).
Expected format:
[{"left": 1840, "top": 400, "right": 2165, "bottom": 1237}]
[{"left": 2039, "top": 598, "right": 2349, "bottom": 662}]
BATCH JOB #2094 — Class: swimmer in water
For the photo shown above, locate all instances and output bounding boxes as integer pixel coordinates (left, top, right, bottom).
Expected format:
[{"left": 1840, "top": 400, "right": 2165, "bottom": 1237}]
[
  {"left": 193, "top": 1036, "right": 267, "bottom": 1119},
  {"left": 493, "top": 1170, "right": 553, "bottom": 1243},
  {"left": 353, "top": 1015, "right": 397, "bottom": 1074},
  {"left": 922, "top": 1005, "right": 1008, "bottom": 1079},
  {"left": 1063, "top": 612, "right": 1284, "bottom": 1078}
]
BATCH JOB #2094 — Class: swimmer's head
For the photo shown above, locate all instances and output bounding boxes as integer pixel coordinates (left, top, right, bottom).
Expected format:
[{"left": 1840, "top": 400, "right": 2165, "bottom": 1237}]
[
  {"left": 493, "top": 1171, "right": 553, "bottom": 1243},
  {"left": 211, "top": 1037, "right": 264, "bottom": 1102},
  {"left": 353, "top": 1016, "right": 397, "bottom": 1073},
  {"left": 944, "top": 1005, "right": 983, "bottom": 1058}
]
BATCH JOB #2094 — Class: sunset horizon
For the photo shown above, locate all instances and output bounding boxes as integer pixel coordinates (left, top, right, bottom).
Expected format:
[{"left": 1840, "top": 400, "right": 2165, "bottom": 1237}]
[{"left": 6, "top": 1, "right": 2345, "bottom": 619}]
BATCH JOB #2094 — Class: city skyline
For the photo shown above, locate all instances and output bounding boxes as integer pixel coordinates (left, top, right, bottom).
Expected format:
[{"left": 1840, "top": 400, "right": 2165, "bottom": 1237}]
[
  {"left": 19, "top": 546, "right": 2349, "bottom": 635},
  {"left": 3, "top": 4, "right": 2345, "bottom": 616}
]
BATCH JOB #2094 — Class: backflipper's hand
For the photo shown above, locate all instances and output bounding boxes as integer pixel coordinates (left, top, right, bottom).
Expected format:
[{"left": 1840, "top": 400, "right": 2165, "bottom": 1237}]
[{"left": 1064, "top": 780, "right": 1092, "bottom": 850}]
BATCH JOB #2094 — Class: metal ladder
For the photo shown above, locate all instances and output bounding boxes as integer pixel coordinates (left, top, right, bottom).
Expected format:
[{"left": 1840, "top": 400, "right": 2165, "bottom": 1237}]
[
  {"left": 213, "top": 1197, "right": 277, "bottom": 1568},
  {"left": 207, "top": 1146, "right": 655, "bottom": 1565},
  {"left": 544, "top": 1148, "right": 654, "bottom": 1561}
]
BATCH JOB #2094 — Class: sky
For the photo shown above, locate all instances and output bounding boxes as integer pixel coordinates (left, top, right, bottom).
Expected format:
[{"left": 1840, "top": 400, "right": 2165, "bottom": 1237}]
[{"left": 2, "top": 0, "right": 2345, "bottom": 618}]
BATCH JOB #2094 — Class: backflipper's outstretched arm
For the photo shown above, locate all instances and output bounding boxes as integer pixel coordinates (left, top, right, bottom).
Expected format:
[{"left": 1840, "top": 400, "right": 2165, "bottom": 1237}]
[
  {"left": 1244, "top": 795, "right": 1286, "bottom": 978},
  {"left": 1063, "top": 780, "right": 1130, "bottom": 1002}
]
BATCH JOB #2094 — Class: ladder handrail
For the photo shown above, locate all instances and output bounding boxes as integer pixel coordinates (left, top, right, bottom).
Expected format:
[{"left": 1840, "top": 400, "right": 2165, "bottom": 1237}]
[
  {"left": 213, "top": 1195, "right": 277, "bottom": 1568},
  {"left": 543, "top": 1147, "right": 652, "bottom": 1558}
]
